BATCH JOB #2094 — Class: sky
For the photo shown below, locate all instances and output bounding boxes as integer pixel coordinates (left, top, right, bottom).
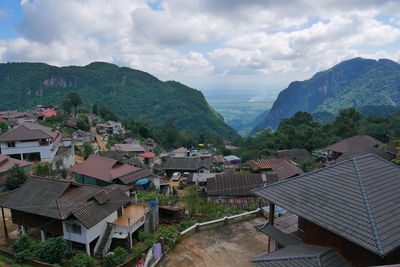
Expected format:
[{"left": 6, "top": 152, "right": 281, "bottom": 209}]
[{"left": 0, "top": 0, "right": 400, "bottom": 100}]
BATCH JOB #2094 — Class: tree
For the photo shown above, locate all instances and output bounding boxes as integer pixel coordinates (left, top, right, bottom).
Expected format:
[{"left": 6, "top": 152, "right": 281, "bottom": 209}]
[
  {"left": 69, "top": 253, "right": 98, "bottom": 267},
  {"left": 92, "top": 104, "right": 98, "bottom": 115},
  {"left": 33, "top": 162, "right": 51, "bottom": 177},
  {"left": 333, "top": 107, "right": 363, "bottom": 139},
  {"left": 161, "top": 121, "right": 180, "bottom": 149},
  {"left": 76, "top": 116, "right": 90, "bottom": 131},
  {"left": 83, "top": 142, "right": 93, "bottom": 159},
  {"left": 0, "top": 122, "right": 9, "bottom": 134},
  {"left": 5, "top": 164, "right": 28, "bottom": 190},
  {"left": 279, "top": 111, "right": 316, "bottom": 129},
  {"left": 103, "top": 247, "right": 128, "bottom": 267},
  {"left": 62, "top": 92, "right": 82, "bottom": 117}
]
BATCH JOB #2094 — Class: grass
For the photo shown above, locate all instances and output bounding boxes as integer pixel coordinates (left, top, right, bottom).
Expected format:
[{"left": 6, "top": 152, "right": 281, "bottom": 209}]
[{"left": 0, "top": 253, "right": 35, "bottom": 267}]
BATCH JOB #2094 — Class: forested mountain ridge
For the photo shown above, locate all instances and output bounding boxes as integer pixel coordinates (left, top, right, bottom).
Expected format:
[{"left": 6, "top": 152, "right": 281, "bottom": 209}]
[
  {"left": 250, "top": 57, "right": 400, "bottom": 134},
  {"left": 0, "top": 62, "right": 238, "bottom": 139}
]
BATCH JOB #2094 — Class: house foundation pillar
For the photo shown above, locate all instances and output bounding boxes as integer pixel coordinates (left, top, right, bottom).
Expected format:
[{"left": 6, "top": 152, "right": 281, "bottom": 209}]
[
  {"left": 40, "top": 230, "right": 45, "bottom": 242},
  {"left": 21, "top": 225, "right": 26, "bottom": 235},
  {"left": 86, "top": 242, "right": 91, "bottom": 256}
]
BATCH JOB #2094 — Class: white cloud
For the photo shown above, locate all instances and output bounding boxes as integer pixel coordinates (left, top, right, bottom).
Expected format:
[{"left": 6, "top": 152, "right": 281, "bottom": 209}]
[{"left": 0, "top": 0, "right": 400, "bottom": 94}]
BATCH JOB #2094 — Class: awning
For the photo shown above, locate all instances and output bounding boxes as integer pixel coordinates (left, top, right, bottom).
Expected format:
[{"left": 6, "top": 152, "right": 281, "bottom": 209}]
[{"left": 255, "top": 223, "right": 300, "bottom": 247}]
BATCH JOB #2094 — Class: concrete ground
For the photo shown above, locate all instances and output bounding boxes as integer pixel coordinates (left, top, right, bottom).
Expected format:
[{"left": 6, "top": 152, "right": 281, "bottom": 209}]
[{"left": 159, "top": 217, "right": 269, "bottom": 267}]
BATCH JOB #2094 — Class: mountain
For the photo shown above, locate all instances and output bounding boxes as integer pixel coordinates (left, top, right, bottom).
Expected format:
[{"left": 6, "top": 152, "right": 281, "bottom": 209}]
[
  {"left": 250, "top": 57, "right": 400, "bottom": 134},
  {"left": 0, "top": 62, "right": 238, "bottom": 139}
]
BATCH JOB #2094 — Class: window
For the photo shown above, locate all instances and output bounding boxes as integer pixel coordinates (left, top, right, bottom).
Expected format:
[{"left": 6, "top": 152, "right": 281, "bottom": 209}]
[
  {"left": 66, "top": 223, "right": 82, "bottom": 235},
  {"left": 7, "top": 142, "right": 15, "bottom": 148}
]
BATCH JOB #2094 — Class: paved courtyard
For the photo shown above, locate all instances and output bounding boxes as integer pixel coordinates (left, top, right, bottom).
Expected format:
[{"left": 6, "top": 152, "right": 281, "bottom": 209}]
[{"left": 159, "top": 217, "right": 269, "bottom": 267}]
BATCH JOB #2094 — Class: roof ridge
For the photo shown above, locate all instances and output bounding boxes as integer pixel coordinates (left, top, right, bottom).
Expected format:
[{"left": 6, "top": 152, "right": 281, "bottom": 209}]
[{"left": 352, "top": 157, "right": 384, "bottom": 255}]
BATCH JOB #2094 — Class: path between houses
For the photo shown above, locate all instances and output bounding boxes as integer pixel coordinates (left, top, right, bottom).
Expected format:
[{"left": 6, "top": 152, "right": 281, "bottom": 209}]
[
  {"left": 159, "top": 217, "right": 269, "bottom": 267},
  {"left": 90, "top": 127, "right": 107, "bottom": 152}
]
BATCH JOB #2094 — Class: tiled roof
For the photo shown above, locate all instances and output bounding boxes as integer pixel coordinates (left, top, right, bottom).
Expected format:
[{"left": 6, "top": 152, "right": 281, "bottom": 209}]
[
  {"left": 247, "top": 160, "right": 260, "bottom": 171},
  {"left": 251, "top": 244, "right": 350, "bottom": 266},
  {"left": 211, "top": 155, "right": 226, "bottom": 163},
  {"left": 256, "top": 223, "right": 300, "bottom": 247},
  {"left": 272, "top": 160, "right": 304, "bottom": 180},
  {"left": 161, "top": 157, "right": 212, "bottom": 170},
  {"left": 0, "top": 123, "right": 55, "bottom": 142},
  {"left": 275, "top": 148, "right": 312, "bottom": 164},
  {"left": 172, "top": 147, "right": 188, "bottom": 153},
  {"left": 0, "top": 155, "right": 32, "bottom": 173},
  {"left": 68, "top": 155, "right": 139, "bottom": 183},
  {"left": 335, "top": 146, "right": 395, "bottom": 162},
  {"left": 0, "top": 176, "right": 130, "bottom": 228},
  {"left": 207, "top": 173, "right": 278, "bottom": 196},
  {"left": 253, "top": 154, "right": 400, "bottom": 257},
  {"left": 326, "top": 135, "right": 382, "bottom": 154},
  {"left": 257, "top": 158, "right": 287, "bottom": 169}
]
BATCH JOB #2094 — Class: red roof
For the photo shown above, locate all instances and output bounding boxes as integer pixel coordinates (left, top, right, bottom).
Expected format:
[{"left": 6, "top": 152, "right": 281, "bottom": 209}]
[
  {"left": 0, "top": 118, "right": 6, "bottom": 122},
  {"left": 42, "top": 110, "right": 57, "bottom": 117},
  {"left": 138, "top": 152, "right": 155, "bottom": 158}
]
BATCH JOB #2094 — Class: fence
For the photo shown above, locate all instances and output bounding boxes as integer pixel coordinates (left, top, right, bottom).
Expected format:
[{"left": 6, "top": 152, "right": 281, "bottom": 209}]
[{"left": 180, "top": 208, "right": 262, "bottom": 236}]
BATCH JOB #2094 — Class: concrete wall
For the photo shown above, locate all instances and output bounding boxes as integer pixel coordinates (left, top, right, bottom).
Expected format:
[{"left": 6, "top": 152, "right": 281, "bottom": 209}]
[
  {"left": 62, "top": 211, "right": 118, "bottom": 244},
  {"left": 0, "top": 140, "right": 57, "bottom": 161}
]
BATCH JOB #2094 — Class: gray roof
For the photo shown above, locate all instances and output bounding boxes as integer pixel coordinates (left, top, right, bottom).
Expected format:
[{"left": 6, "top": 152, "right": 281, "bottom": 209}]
[
  {"left": 335, "top": 146, "right": 395, "bottom": 162},
  {"left": 251, "top": 244, "right": 350, "bottom": 266},
  {"left": 0, "top": 176, "right": 130, "bottom": 229},
  {"left": 161, "top": 157, "right": 212, "bottom": 171},
  {"left": 326, "top": 135, "right": 382, "bottom": 154},
  {"left": 275, "top": 149, "right": 312, "bottom": 164},
  {"left": 253, "top": 154, "right": 400, "bottom": 257},
  {"left": 256, "top": 223, "right": 300, "bottom": 247}
]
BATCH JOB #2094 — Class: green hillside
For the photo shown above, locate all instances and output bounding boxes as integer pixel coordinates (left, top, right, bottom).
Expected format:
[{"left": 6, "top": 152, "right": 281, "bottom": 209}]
[
  {"left": 0, "top": 62, "right": 238, "bottom": 139},
  {"left": 251, "top": 57, "right": 400, "bottom": 134}
]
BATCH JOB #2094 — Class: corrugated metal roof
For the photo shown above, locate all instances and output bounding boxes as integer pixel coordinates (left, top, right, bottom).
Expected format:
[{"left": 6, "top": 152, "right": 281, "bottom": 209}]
[
  {"left": 255, "top": 223, "right": 300, "bottom": 247},
  {"left": 161, "top": 157, "right": 212, "bottom": 170},
  {"left": 275, "top": 149, "right": 312, "bottom": 164},
  {"left": 251, "top": 244, "right": 350, "bottom": 266},
  {"left": 253, "top": 154, "right": 400, "bottom": 257},
  {"left": 0, "top": 124, "right": 55, "bottom": 142},
  {"left": 272, "top": 160, "right": 304, "bottom": 180},
  {"left": 207, "top": 173, "right": 278, "bottom": 196}
]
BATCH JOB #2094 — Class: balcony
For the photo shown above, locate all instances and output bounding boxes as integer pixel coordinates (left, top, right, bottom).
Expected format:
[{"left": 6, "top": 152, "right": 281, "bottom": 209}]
[{"left": 112, "top": 205, "right": 149, "bottom": 234}]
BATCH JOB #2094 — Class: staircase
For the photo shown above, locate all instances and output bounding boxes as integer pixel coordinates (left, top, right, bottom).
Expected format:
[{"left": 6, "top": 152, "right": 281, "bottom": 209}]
[{"left": 94, "top": 223, "right": 114, "bottom": 259}]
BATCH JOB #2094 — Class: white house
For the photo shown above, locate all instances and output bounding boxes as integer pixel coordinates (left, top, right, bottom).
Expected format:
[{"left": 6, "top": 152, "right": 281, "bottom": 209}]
[
  {"left": 0, "top": 176, "right": 156, "bottom": 256},
  {"left": 0, "top": 122, "right": 61, "bottom": 162}
]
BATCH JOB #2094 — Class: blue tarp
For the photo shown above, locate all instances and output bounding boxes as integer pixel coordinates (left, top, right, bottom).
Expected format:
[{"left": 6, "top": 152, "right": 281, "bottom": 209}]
[{"left": 136, "top": 179, "right": 150, "bottom": 185}]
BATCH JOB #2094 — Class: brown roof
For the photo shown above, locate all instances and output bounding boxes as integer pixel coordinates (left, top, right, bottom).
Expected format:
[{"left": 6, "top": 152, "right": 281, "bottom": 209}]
[
  {"left": 257, "top": 158, "right": 287, "bottom": 170},
  {"left": 247, "top": 160, "right": 260, "bottom": 171},
  {"left": 172, "top": 147, "right": 188, "bottom": 153},
  {"left": 0, "top": 123, "right": 56, "bottom": 142},
  {"left": 275, "top": 149, "right": 312, "bottom": 164},
  {"left": 68, "top": 155, "right": 139, "bottom": 183},
  {"left": 207, "top": 173, "right": 278, "bottom": 196},
  {"left": 335, "top": 146, "right": 396, "bottom": 163},
  {"left": 111, "top": 143, "right": 146, "bottom": 153},
  {"left": 118, "top": 168, "right": 158, "bottom": 185},
  {"left": 326, "top": 135, "right": 382, "bottom": 154},
  {"left": 0, "top": 155, "right": 32, "bottom": 174},
  {"left": 272, "top": 160, "right": 304, "bottom": 180},
  {"left": 0, "top": 176, "right": 130, "bottom": 228},
  {"left": 212, "top": 155, "right": 226, "bottom": 164}
]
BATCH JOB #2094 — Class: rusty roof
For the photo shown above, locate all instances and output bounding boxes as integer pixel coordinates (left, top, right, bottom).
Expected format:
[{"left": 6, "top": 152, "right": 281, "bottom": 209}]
[
  {"left": 272, "top": 160, "right": 304, "bottom": 180},
  {"left": 212, "top": 155, "right": 226, "bottom": 163},
  {"left": 257, "top": 158, "right": 287, "bottom": 169},
  {"left": 0, "top": 176, "right": 130, "bottom": 228},
  {"left": 68, "top": 155, "right": 140, "bottom": 183},
  {"left": 326, "top": 135, "right": 382, "bottom": 154}
]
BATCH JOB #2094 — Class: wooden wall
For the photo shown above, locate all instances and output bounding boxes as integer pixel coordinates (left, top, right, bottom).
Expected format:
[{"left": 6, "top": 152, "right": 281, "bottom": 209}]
[
  {"left": 298, "top": 217, "right": 400, "bottom": 267},
  {"left": 11, "top": 210, "right": 63, "bottom": 236}
]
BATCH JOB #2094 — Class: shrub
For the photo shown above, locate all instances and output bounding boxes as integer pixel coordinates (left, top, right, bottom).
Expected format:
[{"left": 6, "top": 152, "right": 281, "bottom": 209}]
[
  {"left": 12, "top": 235, "right": 32, "bottom": 253},
  {"left": 157, "top": 226, "right": 180, "bottom": 249},
  {"left": 34, "top": 237, "right": 68, "bottom": 264},
  {"left": 132, "top": 247, "right": 145, "bottom": 262},
  {"left": 138, "top": 232, "right": 154, "bottom": 242},
  {"left": 5, "top": 164, "right": 28, "bottom": 190},
  {"left": 177, "top": 220, "right": 197, "bottom": 232},
  {"left": 103, "top": 247, "right": 128, "bottom": 267},
  {"left": 69, "top": 253, "right": 98, "bottom": 267}
]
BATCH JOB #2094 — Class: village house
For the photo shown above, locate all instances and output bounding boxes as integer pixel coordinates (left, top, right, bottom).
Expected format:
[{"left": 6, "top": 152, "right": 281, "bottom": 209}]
[
  {"left": 206, "top": 173, "right": 278, "bottom": 209},
  {"left": 161, "top": 157, "right": 213, "bottom": 177},
  {"left": 111, "top": 143, "right": 147, "bottom": 156},
  {"left": 271, "top": 160, "right": 304, "bottom": 180},
  {"left": 171, "top": 147, "right": 189, "bottom": 158},
  {"left": 96, "top": 121, "right": 125, "bottom": 135},
  {"left": 247, "top": 158, "right": 287, "bottom": 173},
  {"left": 0, "top": 154, "right": 32, "bottom": 186},
  {"left": 69, "top": 155, "right": 159, "bottom": 190},
  {"left": 143, "top": 138, "right": 156, "bottom": 153},
  {"left": 0, "top": 122, "right": 61, "bottom": 162},
  {"left": 252, "top": 154, "right": 400, "bottom": 266},
  {"left": 335, "top": 146, "right": 397, "bottom": 163},
  {"left": 101, "top": 151, "right": 142, "bottom": 168},
  {"left": 0, "top": 176, "right": 158, "bottom": 257},
  {"left": 326, "top": 135, "right": 382, "bottom": 160},
  {"left": 274, "top": 148, "right": 312, "bottom": 164}
]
